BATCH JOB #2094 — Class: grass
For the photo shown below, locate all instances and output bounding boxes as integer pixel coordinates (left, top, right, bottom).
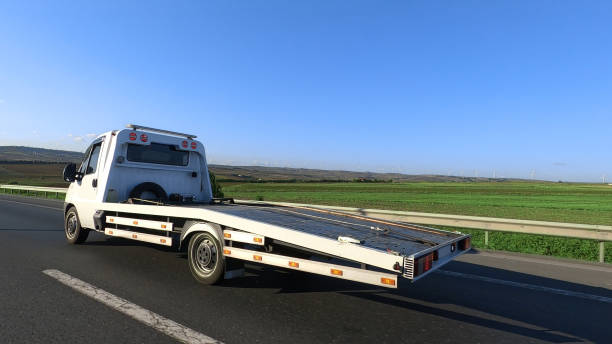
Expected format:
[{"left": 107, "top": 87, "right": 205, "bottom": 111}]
[
  {"left": 0, "top": 163, "right": 68, "bottom": 187},
  {"left": 0, "top": 187, "right": 66, "bottom": 200},
  {"left": 221, "top": 181, "right": 612, "bottom": 263}
]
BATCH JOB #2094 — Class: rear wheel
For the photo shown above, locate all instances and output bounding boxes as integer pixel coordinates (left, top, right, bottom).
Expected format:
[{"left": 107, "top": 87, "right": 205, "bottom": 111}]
[
  {"left": 188, "top": 232, "right": 224, "bottom": 285},
  {"left": 64, "top": 207, "right": 89, "bottom": 244}
]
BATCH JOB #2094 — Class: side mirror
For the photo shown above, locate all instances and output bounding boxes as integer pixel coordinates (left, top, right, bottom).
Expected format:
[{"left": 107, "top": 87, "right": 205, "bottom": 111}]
[{"left": 63, "top": 163, "right": 77, "bottom": 182}]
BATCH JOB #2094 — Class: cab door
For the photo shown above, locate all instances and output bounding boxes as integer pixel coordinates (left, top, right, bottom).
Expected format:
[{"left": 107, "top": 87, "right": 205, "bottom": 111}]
[{"left": 73, "top": 139, "right": 103, "bottom": 229}]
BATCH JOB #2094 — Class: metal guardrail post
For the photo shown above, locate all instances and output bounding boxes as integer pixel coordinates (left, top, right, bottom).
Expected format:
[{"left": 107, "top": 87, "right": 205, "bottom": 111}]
[
  {"left": 484, "top": 231, "right": 489, "bottom": 246},
  {"left": 600, "top": 242, "right": 605, "bottom": 263}
]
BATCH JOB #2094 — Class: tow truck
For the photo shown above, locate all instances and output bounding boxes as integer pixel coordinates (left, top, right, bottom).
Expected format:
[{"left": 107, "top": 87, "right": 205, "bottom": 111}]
[{"left": 62, "top": 124, "right": 471, "bottom": 288}]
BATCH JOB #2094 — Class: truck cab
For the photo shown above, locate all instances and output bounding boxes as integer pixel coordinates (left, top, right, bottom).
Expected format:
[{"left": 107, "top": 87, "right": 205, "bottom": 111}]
[{"left": 64, "top": 125, "right": 213, "bottom": 229}]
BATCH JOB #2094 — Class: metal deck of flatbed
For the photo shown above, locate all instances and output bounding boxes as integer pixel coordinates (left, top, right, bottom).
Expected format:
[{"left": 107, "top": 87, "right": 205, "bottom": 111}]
[{"left": 187, "top": 203, "right": 464, "bottom": 257}]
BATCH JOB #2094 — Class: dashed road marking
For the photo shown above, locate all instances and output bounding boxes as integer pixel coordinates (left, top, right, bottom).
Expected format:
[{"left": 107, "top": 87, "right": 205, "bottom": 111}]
[
  {"left": 437, "top": 269, "right": 612, "bottom": 304},
  {"left": 43, "top": 269, "right": 222, "bottom": 344}
]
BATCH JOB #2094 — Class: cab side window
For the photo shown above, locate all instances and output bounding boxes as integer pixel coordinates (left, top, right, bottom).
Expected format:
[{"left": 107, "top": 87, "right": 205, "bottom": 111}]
[
  {"left": 78, "top": 144, "right": 94, "bottom": 175},
  {"left": 86, "top": 143, "right": 102, "bottom": 175}
]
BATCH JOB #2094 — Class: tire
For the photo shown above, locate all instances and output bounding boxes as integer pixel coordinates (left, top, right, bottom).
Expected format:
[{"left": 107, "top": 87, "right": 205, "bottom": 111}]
[
  {"left": 188, "top": 232, "right": 224, "bottom": 285},
  {"left": 129, "top": 182, "right": 168, "bottom": 202},
  {"left": 65, "top": 207, "right": 89, "bottom": 244}
]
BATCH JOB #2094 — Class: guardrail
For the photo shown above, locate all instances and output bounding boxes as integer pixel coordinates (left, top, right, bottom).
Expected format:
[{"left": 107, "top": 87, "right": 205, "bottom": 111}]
[
  {"left": 0, "top": 185, "right": 68, "bottom": 197},
  {"left": 1, "top": 185, "right": 610, "bottom": 262}
]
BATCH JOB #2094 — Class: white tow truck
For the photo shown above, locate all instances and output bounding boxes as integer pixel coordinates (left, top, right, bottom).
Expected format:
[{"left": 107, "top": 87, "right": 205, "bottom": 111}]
[{"left": 62, "top": 124, "right": 471, "bottom": 288}]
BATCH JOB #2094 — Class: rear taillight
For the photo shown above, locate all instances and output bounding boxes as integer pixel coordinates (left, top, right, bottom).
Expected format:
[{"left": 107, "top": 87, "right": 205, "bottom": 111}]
[
  {"left": 413, "top": 252, "right": 434, "bottom": 277},
  {"left": 459, "top": 237, "right": 471, "bottom": 251}
]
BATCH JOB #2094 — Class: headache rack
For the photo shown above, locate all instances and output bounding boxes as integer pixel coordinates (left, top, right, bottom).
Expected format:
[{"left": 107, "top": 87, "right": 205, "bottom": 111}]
[{"left": 126, "top": 124, "right": 197, "bottom": 139}]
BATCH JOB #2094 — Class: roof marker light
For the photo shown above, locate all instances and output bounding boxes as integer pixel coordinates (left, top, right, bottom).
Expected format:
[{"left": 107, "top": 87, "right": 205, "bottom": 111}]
[
  {"left": 140, "top": 134, "right": 148, "bottom": 142},
  {"left": 182, "top": 140, "right": 188, "bottom": 148},
  {"left": 191, "top": 142, "right": 197, "bottom": 149},
  {"left": 129, "top": 132, "right": 137, "bottom": 141}
]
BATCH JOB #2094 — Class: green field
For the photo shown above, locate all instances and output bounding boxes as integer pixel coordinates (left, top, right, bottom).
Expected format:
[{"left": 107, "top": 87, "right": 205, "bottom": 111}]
[{"left": 221, "top": 182, "right": 612, "bottom": 263}]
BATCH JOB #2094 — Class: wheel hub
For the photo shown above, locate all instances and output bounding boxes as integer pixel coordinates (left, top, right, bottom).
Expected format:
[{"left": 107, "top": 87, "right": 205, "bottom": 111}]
[
  {"left": 66, "top": 214, "right": 77, "bottom": 238},
  {"left": 195, "top": 239, "right": 217, "bottom": 273}
]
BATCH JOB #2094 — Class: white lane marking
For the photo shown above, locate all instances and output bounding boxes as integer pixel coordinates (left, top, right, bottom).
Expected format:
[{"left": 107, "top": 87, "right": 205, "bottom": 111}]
[
  {"left": 472, "top": 251, "right": 612, "bottom": 273},
  {"left": 43, "top": 269, "right": 222, "bottom": 344},
  {"left": 437, "top": 269, "right": 612, "bottom": 304},
  {"left": 0, "top": 198, "right": 62, "bottom": 211}
]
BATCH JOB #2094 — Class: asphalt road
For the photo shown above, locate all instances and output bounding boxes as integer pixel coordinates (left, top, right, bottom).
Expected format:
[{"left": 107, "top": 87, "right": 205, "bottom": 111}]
[{"left": 0, "top": 194, "right": 610, "bottom": 343}]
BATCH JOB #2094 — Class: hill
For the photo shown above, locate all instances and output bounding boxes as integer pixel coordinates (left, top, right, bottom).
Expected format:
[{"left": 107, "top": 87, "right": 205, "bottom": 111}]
[
  {"left": 0, "top": 146, "right": 83, "bottom": 163},
  {"left": 0, "top": 145, "right": 532, "bottom": 183}
]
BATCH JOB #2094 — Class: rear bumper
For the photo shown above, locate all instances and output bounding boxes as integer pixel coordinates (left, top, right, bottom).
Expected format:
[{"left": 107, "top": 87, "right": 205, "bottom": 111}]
[{"left": 402, "top": 234, "right": 471, "bottom": 281}]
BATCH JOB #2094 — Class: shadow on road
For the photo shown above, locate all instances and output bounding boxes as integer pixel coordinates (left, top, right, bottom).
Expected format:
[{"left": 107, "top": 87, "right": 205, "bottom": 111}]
[
  {"left": 218, "top": 261, "right": 607, "bottom": 343},
  {"left": 64, "top": 235, "right": 609, "bottom": 343}
]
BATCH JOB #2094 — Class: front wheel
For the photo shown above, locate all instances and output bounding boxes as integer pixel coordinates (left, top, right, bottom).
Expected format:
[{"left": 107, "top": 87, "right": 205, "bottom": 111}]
[
  {"left": 64, "top": 207, "right": 89, "bottom": 244},
  {"left": 188, "top": 232, "right": 224, "bottom": 285}
]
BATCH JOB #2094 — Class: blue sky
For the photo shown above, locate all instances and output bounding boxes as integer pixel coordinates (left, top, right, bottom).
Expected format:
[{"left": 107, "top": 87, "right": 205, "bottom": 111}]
[{"left": 0, "top": 1, "right": 610, "bottom": 182}]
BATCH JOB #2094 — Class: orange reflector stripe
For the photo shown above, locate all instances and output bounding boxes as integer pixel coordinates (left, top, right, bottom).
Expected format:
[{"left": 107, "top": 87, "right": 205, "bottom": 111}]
[
  {"left": 133, "top": 221, "right": 138, "bottom": 225},
  {"left": 253, "top": 255, "right": 262, "bottom": 261},
  {"left": 253, "top": 237, "right": 263, "bottom": 243},
  {"left": 288, "top": 261, "right": 299, "bottom": 268},
  {"left": 381, "top": 278, "right": 396, "bottom": 286},
  {"left": 223, "top": 249, "right": 231, "bottom": 255},
  {"left": 132, "top": 234, "right": 138, "bottom": 239},
  {"left": 330, "top": 269, "right": 343, "bottom": 276},
  {"left": 109, "top": 218, "right": 114, "bottom": 222},
  {"left": 160, "top": 239, "right": 166, "bottom": 244},
  {"left": 108, "top": 230, "right": 113, "bottom": 235},
  {"left": 223, "top": 233, "right": 231, "bottom": 238},
  {"left": 161, "top": 224, "right": 167, "bottom": 229}
]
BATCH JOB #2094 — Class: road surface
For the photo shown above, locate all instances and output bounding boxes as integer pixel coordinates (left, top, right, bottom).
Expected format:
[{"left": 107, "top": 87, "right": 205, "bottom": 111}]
[{"left": 0, "top": 194, "right": 610, "bottom": 343}]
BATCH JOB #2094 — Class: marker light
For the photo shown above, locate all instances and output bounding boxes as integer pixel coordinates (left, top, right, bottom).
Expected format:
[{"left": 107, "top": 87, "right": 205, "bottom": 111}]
[
  {"left": 191, "top": 142, "right": 197, "bottom": 149},
  {"left": 253, "top": 237, "right": 263, "bottom": 243},
  {"left": 223, "top": 232, "right": 232, "bottom": 238},
  {"left": 330, "top": 269, "right": 343, "bottom": 276},
  {"left": 182, "top": 141, "right": 188, "bottom": 148},
  {"left": 223, "top": 249, "right": 231, "bottom": 255},
  {"left": 381, "top": 278, "right": 396, "bottom": 286},
  {"left": 253, "top": 255, "right": 263, "bottom": 261},
  {"left": 129, "top": 132, "right": 137, "bottom": 141},
  {"left": 288, "top": 261, "right": 299, "bottom": 268},
  {"left": 140, "top": 134, "right": 148, "bottom": 142}
]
